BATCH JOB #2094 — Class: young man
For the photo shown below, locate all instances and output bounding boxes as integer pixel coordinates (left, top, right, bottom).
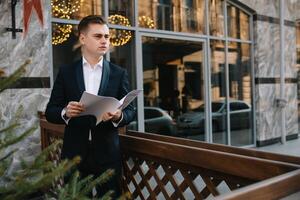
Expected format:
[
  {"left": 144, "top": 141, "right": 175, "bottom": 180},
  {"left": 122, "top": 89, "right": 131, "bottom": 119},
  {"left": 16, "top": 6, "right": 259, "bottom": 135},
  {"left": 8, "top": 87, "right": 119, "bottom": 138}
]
[{"left": 45, "top": 15, "right": 135, "bottom": 198}]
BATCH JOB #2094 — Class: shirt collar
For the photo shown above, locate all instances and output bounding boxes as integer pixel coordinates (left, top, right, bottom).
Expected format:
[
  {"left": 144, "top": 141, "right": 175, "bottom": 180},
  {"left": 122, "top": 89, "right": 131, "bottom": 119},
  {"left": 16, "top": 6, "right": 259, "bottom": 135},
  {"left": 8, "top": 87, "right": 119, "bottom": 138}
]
[{"left": 82, "top": 56, "right": 103, "bottom": 69}]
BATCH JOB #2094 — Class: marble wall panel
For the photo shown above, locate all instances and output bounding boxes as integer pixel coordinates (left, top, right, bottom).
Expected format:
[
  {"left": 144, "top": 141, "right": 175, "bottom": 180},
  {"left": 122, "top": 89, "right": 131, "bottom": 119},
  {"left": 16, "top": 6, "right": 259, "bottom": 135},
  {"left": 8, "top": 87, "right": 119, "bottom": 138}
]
[
  {"left": 0, "top": 1, "right": 51, "bottom": 77},
  {"left": 255, "top": 83, "right": 298, "bottom": 141},
  {"left": 238, "top": 0, "right": 279, "bottom": 18},
  {"left": 238, "top": 0, "right": 299, "bottom": 21},
  {"left": 0, "top": 1, "right": 51, "bottom": 169},
  {"left": 254, "top": 22, "right": 297, "bottom": 78},
  {"left": 285, "top": 26, "right": 297, "bottom": 78},
  {"left": 254, "top": 21, "right": 280, "bottom": 77}
]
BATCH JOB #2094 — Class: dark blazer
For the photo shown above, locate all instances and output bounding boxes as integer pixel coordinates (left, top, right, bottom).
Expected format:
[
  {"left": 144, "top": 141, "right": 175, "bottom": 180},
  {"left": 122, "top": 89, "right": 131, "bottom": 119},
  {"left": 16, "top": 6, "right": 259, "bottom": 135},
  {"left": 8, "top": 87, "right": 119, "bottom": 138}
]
[{"left": 45, "top": 58, "right": 135, "bottom": 165}]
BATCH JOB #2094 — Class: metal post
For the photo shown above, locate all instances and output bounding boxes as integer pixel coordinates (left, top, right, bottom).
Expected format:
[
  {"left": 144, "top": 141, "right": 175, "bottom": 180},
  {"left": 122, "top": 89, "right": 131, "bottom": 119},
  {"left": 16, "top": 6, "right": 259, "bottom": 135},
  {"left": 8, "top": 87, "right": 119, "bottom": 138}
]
[{"left": 279, "top": 0, "right": 286, "bottom": 143}]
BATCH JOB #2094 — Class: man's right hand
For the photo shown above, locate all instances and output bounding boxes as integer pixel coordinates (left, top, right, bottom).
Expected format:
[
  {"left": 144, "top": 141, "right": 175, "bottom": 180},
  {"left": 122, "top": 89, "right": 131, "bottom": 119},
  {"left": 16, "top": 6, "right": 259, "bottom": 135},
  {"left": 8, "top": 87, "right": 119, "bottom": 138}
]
[{"left": 65, "top": 101, "right": 85, "bottom": 118}]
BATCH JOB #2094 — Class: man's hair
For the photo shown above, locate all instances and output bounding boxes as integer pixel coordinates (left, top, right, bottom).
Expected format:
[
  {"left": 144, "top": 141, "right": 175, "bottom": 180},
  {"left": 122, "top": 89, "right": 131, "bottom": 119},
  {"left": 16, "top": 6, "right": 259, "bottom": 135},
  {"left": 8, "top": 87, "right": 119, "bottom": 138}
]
[{"left": 78, "top": 15, "right": 107, "bottom": 35}]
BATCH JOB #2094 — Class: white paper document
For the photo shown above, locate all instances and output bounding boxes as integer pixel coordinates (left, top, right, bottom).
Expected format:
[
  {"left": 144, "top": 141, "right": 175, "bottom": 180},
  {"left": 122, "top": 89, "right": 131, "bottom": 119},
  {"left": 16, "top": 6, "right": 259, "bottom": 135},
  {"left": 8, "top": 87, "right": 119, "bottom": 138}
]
[{"left": 79, "top": 89, "right": 142, "bottom": 124}]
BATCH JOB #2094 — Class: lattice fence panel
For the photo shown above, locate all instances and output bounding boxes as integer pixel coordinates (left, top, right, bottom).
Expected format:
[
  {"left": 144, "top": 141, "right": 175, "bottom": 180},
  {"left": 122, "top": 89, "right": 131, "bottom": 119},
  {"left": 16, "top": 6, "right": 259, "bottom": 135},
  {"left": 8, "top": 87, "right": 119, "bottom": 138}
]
[{"left": 122, "top": 154, "right": 245, "bottom": 200}]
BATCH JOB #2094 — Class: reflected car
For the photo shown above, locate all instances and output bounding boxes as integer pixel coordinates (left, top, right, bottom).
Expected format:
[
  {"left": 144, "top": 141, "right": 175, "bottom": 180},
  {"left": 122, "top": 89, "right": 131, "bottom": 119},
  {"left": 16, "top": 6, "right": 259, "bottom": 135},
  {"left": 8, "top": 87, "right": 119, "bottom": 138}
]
[
  {"left": 127, "top": 107, "right": 177, "bottom": 136},
  {"left": 177, "top": 100, "right": 251, "bottom": 136}
]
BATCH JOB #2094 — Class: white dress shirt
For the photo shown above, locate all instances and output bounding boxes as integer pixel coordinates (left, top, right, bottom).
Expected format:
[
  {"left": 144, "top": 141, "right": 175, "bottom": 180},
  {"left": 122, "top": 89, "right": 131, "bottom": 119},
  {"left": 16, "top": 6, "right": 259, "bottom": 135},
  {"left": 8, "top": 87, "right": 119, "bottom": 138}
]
[{"left": 82, "top": 56, "right": 103, "bottom": 96}]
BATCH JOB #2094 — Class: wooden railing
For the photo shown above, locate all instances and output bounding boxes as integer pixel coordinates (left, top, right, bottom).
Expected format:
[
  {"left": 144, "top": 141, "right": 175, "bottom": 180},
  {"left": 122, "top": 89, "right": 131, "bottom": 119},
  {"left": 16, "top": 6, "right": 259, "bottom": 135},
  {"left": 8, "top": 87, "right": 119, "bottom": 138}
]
[{"left": 39, "top": 115, "right": 300, "bottom": 199}]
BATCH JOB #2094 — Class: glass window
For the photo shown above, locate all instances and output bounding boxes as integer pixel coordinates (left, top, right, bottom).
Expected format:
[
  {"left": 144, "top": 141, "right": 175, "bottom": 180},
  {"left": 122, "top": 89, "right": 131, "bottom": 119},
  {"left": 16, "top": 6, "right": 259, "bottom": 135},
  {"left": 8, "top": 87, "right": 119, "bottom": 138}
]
[
  {"left": 230, "top": 102, "right": 249, "bottom": 111},
  {"left": 228, "top": 42, "right": 253, "bottom": 146},
  {"left": 209, "top": 0, "right": 224, "bottom": 37},
  {"left": 138, "top": 0, "right": 205, "bottom": 33},
  {"left": 227, "top": 4, "right": 250, "bottom": 40},
  {"left": 210, "top": 40, "right": 227, "bottom": 144},
  {"left": 140, "top": 36, "right": 205, "bottom": 139},
  {"left": 52, "top": 23, "right": 81, "bottom": 77},
  {"left": 51, "top": 0, "right": 103, "bottom": 20},
  {"left": 109, "top": 30, "right": 135, "bottom": 89},
  {"left": 109, "top": 29, "right": 137, "bottom": 130},
  {"left": 145, "top": 108, "right": 163, "bottom": 119},
  {"left": 108, "top": 0, "right": 134, "bottom": 26}
]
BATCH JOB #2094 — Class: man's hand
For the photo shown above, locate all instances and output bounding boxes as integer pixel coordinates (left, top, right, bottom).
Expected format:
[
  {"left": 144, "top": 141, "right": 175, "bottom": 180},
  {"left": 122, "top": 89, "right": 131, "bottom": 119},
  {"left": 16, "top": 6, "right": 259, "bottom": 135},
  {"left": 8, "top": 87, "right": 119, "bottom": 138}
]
[
  {"left": 65, "top": 101, "right": 85, "bottom": 118},
  {"left": 102, "top": 109, "right": 122, "bottom": 122}
]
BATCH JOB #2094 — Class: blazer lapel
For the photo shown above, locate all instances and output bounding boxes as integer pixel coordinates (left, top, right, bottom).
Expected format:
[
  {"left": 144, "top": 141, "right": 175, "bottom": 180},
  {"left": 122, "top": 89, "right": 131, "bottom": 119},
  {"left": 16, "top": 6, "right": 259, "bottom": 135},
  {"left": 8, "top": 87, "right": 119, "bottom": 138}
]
[
  {"left": 75, "top": 59, "right": 85, "bottom": 95},
  {"left": 98, "top": 59, "right": 110, "bottom": 95}
]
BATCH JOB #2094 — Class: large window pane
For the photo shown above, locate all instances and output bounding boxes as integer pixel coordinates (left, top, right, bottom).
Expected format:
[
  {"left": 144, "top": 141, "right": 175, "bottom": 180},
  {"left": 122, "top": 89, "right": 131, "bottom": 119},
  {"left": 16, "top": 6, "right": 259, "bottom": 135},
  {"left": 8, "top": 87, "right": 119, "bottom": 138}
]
[
  {"left": 51, "top": 0, "right": 103, "bottom": 20},
  {"left": 110, "top": 30, "right": 137, "bottom": 130},
  {"left": 138, "top": 0, "right": 205, "bottom": 33},
  {"left": 52, "top": 23, "right": 81, "bottom": 77},
  {"left": 228, "top": 42, "right": 253, "bottom": 146},
  {"left": 109, "top": 0, "right": 134, "bottom": 26},
  {"left": 109, "top": 30, "right": 136, "bottom": 90},
  {"left": 140, "top": 37, "right": 205, "bottom": 140},
  {"left": 210, "top": 40, "right": 227, "bottom": 144},
  {"left": 227, "top": 4, "right": 250, "bottom": 40},
  {"left": 209, "top": 0, "right": 224, "bottom": 37}
]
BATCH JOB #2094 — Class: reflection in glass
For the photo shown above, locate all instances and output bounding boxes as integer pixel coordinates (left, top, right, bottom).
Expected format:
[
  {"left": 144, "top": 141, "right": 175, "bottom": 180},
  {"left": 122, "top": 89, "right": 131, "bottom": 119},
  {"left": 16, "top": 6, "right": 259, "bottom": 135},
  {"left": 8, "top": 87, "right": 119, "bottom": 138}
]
[
  {"left": 138, "top": 37, "right": 205, "bottom": 140},
  {"left": 109, "top": 0, "right": 133, "bottom": 26},
  {"left": 110, "top": 30, "right": 137, "bottom": 130},
  {"left": 51, "top": 0, "right": 103, "bottom": 20},
  {"left": 52, "top": 23, "right": 81, "bottom": 78},
  {"left": 109, "top": 28, "right": 132, "bottom": 47},
  {"left": 109, "top": 30, "right": 136, "bottom": 89},
  {"left": 227, "top": 4, "right": 250, "bottom": 40},
  {"left": 228, "top": 42, "right": 253, "bottom": 146},
  {"left": 210, "top": 40, "right": 227, "bottom": 144},
  {"left": 52, "top": 23, "right": 73, "bottom": 46},
  {"left": 138, "top": 0, "right": 205, "bottom": 33},
  {"left": 209, "top": 0, "right": 224, "bottom": 36}
]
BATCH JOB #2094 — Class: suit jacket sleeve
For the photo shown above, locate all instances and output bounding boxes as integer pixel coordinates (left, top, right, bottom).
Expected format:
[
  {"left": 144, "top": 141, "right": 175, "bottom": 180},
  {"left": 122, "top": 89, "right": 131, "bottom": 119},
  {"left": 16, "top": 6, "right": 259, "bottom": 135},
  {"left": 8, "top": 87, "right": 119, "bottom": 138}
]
[{"left": 45, "top": 68, "right": 67, "bottom": 124}]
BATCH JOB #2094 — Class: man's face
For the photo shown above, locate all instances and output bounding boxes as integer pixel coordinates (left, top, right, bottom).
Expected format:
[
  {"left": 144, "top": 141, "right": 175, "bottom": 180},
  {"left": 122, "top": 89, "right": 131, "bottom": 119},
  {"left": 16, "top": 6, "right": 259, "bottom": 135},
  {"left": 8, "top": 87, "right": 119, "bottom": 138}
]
[{"left": 79, "top": 23, "right": 110, "bottom": 57}]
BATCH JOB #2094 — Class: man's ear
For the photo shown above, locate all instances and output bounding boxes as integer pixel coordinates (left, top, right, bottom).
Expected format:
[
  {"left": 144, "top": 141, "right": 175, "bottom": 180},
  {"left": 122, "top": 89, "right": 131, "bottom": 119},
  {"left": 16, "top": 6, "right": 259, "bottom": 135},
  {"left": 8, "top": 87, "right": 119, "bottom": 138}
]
[{"left": 79, "top": 33, "right": 85, "bottom": 45}]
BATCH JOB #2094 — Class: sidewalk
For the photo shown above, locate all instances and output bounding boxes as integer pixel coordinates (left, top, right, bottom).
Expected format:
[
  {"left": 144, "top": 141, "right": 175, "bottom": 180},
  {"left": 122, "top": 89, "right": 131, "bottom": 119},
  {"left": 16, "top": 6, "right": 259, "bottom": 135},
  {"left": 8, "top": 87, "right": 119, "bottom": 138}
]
[
  {"left": 253, "top": 135, "right": 300, "bottom": 157},
  {"left": 253, "top": 136, "right": 300, "bottom": 199}
]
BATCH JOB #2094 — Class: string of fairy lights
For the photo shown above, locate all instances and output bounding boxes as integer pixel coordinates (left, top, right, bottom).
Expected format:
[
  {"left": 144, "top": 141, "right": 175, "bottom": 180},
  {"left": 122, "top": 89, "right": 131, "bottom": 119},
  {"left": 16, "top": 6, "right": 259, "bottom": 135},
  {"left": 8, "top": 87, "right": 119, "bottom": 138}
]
[
  {"left": 108, "top": 14, "right": 132, "bottom": 46},
  {"left": 51, "top": 0, "right": 83, "bottom": 45},
  {"left": 51, "top": 1, "right": 155, "bottom": 46}
]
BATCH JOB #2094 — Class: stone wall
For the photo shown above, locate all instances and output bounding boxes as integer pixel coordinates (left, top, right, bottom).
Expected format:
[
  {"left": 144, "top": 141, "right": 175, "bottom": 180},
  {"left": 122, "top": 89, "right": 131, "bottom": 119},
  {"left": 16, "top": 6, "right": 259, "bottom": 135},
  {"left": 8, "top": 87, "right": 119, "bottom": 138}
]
[
  {"left": 238, "top": 0, "right": 299, "bottom": 143},
  {"left": 0, "top": 1, "right": 51, "bottom": 167}
]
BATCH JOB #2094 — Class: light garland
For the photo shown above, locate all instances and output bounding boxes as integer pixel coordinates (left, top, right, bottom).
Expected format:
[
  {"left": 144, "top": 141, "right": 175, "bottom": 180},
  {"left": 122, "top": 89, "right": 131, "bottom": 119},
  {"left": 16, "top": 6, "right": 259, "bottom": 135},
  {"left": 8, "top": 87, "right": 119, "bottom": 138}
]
[
  {"left": 138, "top": 16, "right": 155, "bottom": 29},
  {"left": 52, "top": 23, "right": 73, "bottom": 45},
  {"left": 51, "top": 0, "right": 83, "bottom": 45},
  {"left": 51, "top": 0, "right": 83, "bottom": 19},
  {"left": 108, "top": 14, "right": 132, "bottom": 46}
]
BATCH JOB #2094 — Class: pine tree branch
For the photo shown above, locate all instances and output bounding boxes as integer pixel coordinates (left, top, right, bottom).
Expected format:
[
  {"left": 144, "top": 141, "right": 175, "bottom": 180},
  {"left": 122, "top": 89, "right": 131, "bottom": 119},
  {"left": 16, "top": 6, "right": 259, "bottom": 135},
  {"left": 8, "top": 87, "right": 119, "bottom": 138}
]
[
  {"left": 1, "top": 157, "right": 80, "bottom": 200},
  {"left": 80, "top": 169, "right": 114, "bottom": 196},
  {"left": 0, "top": 126, "right": 35, "bottom": 151},
  {"left": 0, "top": 123, "right": 19, "bottom": 134},
  {"left": 0, "top": 60, "right": 29, "bottom": 93}
]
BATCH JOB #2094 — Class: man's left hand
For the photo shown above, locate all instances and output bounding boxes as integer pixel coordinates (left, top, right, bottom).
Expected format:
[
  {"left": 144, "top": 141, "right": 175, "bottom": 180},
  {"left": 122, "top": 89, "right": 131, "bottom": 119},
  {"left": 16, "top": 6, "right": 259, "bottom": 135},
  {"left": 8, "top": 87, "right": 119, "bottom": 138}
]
[{"left": 102, "top": 109, "right": 122, "bottom": 122}]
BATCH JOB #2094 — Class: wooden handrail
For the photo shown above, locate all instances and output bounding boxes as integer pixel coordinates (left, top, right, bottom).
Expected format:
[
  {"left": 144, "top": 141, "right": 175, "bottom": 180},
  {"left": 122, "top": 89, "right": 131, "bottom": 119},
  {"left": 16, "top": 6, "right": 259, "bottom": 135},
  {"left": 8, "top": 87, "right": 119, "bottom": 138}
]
[
  {"left": 127, "top": 130, "right": 300, "bottom": 165},
  {"left": 215, "top": 169, "right": 300, "bottom": 200},
  {"left": 121, "top": 134, "right": 299, "bottom": 181}
]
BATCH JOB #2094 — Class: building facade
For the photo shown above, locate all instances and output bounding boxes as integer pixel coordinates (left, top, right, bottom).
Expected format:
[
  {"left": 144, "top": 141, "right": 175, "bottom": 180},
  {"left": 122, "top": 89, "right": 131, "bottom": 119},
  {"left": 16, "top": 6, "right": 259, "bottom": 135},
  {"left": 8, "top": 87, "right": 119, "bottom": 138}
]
[{"left": 0, "top": 0, "right": 300, "bottom": 161}]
